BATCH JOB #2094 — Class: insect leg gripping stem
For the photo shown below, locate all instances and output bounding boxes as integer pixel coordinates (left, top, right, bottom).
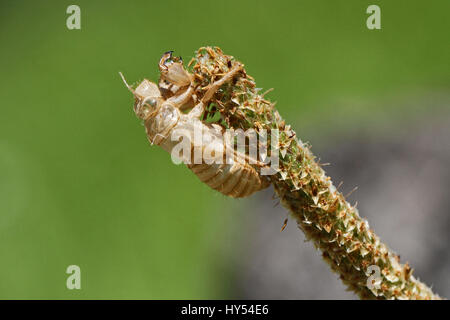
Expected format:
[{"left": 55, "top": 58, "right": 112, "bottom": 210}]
[
  {"left": 189, "top": 64, "right": 244, "bottom": 119},
  {"left": 201, "top": 64, "right": 243, "bottom": 103}
]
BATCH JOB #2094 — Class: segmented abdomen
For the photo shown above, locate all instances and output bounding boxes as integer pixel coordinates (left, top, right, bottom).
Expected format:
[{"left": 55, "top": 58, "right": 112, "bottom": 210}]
[
  {"left": 187, "top": 161, "right": 269, "bottom": 198},
  {"left": 146, "top": 110, "right": 270, "bottom": 198}
]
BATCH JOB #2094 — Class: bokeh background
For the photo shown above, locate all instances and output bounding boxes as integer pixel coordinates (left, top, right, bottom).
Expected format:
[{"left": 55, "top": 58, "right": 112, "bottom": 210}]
[{"left": 0, "top": 0, "right": 448, "bottom": 299}]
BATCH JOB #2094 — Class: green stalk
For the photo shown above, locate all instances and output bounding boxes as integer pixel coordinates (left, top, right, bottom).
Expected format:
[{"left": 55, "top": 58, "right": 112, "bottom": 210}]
[{"left": 187, "top": 46, "right": 441, "bottom": 299}]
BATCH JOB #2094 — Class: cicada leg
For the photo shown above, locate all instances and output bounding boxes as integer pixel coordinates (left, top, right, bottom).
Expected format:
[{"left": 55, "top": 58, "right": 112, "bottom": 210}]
[
  {"left": 188, "top": 63, "right": 245, "bottom": 119},
  {"left": 159, "top": 51, "right": 192, "bottom": 87},
  {"left": 201, "top": 63, "right": 243, "bottom": 102}
]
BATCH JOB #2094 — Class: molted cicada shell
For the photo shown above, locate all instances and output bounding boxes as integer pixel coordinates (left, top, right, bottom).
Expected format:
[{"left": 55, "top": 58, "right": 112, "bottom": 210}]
[{"left": 120, "top": 51, "right": 270, "bottom": 198}]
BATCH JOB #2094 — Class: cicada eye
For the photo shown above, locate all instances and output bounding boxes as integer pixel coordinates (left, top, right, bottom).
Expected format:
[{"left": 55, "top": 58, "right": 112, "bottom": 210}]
[{"left": 144, "top": 97, "right": 158, "bottom": 108}]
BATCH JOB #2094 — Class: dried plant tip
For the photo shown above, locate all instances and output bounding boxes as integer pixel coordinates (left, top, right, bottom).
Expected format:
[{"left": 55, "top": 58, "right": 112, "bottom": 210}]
[{"left": 280, "top": 218, "right": 288, "bottom": 232}]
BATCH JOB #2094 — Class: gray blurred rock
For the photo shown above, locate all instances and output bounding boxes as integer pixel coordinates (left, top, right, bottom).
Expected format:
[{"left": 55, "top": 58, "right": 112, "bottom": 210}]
[{"left": 233, "top": 107, "right": 450, "bottom": 299}]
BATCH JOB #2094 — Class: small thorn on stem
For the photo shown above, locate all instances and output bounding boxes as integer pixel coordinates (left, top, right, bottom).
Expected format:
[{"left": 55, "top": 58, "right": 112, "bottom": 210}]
[
  {"left": 345, "top": 186, "right": 358, "bottom": 198},
  {"left": 280, "top": 218, "right": 288, "bottom": 232},
  {"left": 261, "top": 88, "right": 274, "bottom": 97}
]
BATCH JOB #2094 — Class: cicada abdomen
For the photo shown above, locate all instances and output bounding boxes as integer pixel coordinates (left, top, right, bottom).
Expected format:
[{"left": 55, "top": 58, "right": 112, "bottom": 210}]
[
  {"left": 187, "top": 160, "right": 270, "bottom": 198},
  {"left": 144, "top": 103, "right": 270, "bottom": 198}
]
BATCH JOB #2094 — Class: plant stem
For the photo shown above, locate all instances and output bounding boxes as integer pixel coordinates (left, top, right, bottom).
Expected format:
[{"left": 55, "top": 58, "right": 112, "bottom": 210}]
[{"left": 188, "top": 46, "right": 441, "bottom": 299}]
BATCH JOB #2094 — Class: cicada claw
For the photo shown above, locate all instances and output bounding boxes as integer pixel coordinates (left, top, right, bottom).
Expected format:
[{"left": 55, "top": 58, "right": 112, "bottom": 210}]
[{"left": 158, "top": 51, "right": 192, "bottom": 88}]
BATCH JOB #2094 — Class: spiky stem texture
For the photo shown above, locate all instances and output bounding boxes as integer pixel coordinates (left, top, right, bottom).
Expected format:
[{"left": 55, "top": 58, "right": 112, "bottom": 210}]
[{"left": 187, "top": 46, "right": 440, "bottom": 300}]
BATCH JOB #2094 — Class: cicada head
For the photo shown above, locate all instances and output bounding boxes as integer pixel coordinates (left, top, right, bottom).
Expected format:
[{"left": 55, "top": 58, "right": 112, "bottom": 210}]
[
  {"left": 133, "top": 79, "right": 163, "bottom": 120},
  {"left": 119, "top": 72, "right": 163, "bottom": 120}
]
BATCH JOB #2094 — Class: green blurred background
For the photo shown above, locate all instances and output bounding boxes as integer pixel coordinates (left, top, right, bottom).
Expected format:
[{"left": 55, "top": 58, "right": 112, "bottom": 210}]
[{"left": 0, "top": 0, "right": 448, "bottom": 299}]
